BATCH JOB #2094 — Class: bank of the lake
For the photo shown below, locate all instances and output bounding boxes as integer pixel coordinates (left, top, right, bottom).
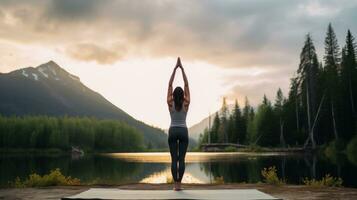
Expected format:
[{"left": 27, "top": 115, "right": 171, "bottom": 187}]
[{"left": 1, "top": 183, "right": 357, "bottom": 200}]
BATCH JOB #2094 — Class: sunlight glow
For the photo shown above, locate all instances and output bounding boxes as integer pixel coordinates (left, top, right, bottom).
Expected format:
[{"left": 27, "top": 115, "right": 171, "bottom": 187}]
[
  {"left": 140, "top": 167, "right": 205, "bottom": 184},
  {"left": 105, "top": 152, "right": 288, "bottom": 163}
]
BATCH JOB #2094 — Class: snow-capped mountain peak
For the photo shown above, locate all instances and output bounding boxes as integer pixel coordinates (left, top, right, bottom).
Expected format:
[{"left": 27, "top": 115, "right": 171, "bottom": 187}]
[{"left": 10, "top": 61, "right": 80, "bottom": 82}]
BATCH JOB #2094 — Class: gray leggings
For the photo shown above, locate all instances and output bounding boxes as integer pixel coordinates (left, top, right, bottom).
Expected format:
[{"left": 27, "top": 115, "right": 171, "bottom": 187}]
[{"left": 168, "top": 126, "right": 189, "bottom": 182}]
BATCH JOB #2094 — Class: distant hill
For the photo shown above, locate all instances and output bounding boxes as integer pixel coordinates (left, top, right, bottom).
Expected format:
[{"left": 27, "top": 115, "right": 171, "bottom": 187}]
[
  {"left": 188, "top": 105, "right": 235, "bottom": 141},
  {"left": 0, "top": 61, "right": 167, "bottom": 148},
  {"left": 188, "top": 114, "right": 213, "bottom": 141}
]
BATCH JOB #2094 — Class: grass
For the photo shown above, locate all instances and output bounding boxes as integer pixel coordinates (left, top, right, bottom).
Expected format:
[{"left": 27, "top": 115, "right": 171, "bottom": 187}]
[
  {"left": 12, "top": 168, "right": 80, "bottom": 188},
  {"left": 213, "top": 176, "right": 225, "bottom": 184},
  {"left": 261, "top": 166, "right": 285, "bottom": 185},
  {"left": 166, "top": 176, "right": 174, "bottom": 184},
  {"left": 303, "top": 174, "right": 343, "bottom": 187}
]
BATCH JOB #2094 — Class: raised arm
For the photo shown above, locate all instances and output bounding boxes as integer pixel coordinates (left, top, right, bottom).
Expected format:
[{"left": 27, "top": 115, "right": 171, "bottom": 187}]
[
  {"left": 179, "top": 58, "right": 190, "bottom": 110},
  {"left": 167, "top": 68, "right": 176, "bottom": 105},
  {"left": 167, "top": 59, "right": 179, "bottom": 108},
  {"left": 182, "top": 68, "right": 190, "bottom": 103}
]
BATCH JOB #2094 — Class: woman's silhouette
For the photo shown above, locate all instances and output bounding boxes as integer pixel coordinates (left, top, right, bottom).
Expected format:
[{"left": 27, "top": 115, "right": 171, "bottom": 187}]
[{"left": 167, "top": 57, "right": 190, "bottom": 191}]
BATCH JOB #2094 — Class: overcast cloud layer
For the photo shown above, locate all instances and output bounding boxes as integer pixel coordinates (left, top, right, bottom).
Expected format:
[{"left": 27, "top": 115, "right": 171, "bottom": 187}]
[
  {"left": 0, "top": 0, "right": 357, "bottom": 127},
  {"left": 1, "top": 0, "right": 356, "bottom": 66}
]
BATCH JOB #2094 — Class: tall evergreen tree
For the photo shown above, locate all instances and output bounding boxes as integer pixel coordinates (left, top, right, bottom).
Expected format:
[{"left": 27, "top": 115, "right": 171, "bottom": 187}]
[
  {"left": 242, "top": 97, "right": 251, "bottom": 141},
  {"left": 274, "top": 88, "right": 286, "bottom": 147},
  {"left": 297, "top": 34, "right": 320, "bottom": 148},
  {"left": 263, "top": 94, "right": 270, "bottom": 106},
  {"left": 211, "top": 112, "right": 221, "bottom": 143},
  {"left": 226, "top": 115, "right": 235, "bottom": 143},
  {"left": 324, "top": 23, "right": 341, "bottom": 70},
  {"left": 323, "top": 23, "right": 341, "bottom": 141},
  {"left": 340, "top": 30, "right": 357, "bottom": 139},
  {"left": 219, "top": 97, "right": 229, "bottom": 143},
  {"left": 341, "top": 30, "right": 357, "bottom": 114},
  {"left": 232, "top": 99, "right": 245, "bottom": 144},
  {"left": 288, "top": 76, "right": 301, "bottom": 132},
  {"left": 251, "top": 96, "right": 279, "bottom": 146}
]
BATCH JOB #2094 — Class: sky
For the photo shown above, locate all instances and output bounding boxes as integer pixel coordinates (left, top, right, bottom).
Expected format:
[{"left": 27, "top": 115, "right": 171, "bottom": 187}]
[{"left": 0, "top": 0, "right": 356, "bottom": 129}]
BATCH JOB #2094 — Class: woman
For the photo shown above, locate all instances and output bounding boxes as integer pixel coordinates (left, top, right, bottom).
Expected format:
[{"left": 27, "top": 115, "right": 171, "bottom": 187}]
[{"left": 167, "top": 57, "right": 190, "bottom": 191}]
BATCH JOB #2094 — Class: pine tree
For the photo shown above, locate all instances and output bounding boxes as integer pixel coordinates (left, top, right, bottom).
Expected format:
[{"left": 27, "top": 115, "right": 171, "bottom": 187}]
[
  {"left": 219, "top": 97, "right": 229, "bottom": 143},
  {"left": 253, "top": 96, "right": 279, "bottom": 146},
  {"left": 243, "top": 97, "right": 252, "bottom": 119},
  {"left": 324, "top": 23, "right": 341, "bottom": 70},
  {"left": 340, "top": 30, "right": 357, "bottom": 139},
  {"left": 342, "top": 30, "right": 357, "bottom": 114},
  {"left": 226, "top": 115, "right": 235, "bottom": 143},
  {"left": 297, "top": 34, "right": 320, "bottom": 148},
  {"left": 263, "top": 94, "right": 270, "bottom": 106},
  {"left": 211, "top": 112, "right": 221, "bottom": 143},
  {"left": 323, "top": 23, "right": 341, "bottom": 141},
  {"left": 242, "top": 97, "right": 251, "bottom": 144},
  {"left": 221, "top": 97, "right": 229, "bottom": 119},
  {"left": 274, "top": 88, "right": 286, "bottom": 147},
  {"left": 232, "top": 99, "right": 245, "bottom": 144},
  {"left": 288, "top": 76, "right": 301, "bottom": 132}
]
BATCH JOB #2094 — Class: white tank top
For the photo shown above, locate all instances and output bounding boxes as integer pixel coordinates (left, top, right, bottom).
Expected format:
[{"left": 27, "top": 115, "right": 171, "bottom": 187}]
[{"left": 169, "top": 103, "right": 187, "bottom": 128}]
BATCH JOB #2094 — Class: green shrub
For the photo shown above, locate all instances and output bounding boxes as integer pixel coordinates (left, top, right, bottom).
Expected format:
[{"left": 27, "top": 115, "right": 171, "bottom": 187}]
[
  {"left": 347, "top": 135, "right": 357, "bottom": 165},
  {"left": 325, "top": 139, "right": 345, "bottom": 156},
  {"left": 303, "top": 174, "right": 343, "bottom": 187},
  {"left": 214, "top": 176, "right": 224, "bottom": 184},
  {"left": 166, "top": 176, "right": 174, "bottom": 184},
  {"left": 224, "top": 146, "right": 237, "bottom": 152},
  {"left": 12, "top": 168, "right": 80, "bottom": 188},
  {"left": 261, "top": 166, "right": 285, "bottom": 185}
]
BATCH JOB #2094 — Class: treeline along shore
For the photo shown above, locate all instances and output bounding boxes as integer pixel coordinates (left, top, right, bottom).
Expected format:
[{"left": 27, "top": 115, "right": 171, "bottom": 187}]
[
  {"left": 199, "top": 23, "right": 357, "bottom": 156},
  {"left": 0, "top": 116, "right": 144, "bottom": 152}
]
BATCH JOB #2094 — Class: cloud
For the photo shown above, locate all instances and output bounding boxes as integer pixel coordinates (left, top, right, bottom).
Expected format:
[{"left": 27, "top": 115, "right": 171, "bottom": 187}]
[
  {"left": 1, "top": 0, "right": 357, "bottom": 124},
  {"left": 0, "top": 0, "right": 357, "bottom": 68},
  {"left": 0, "top": 1, "right": 356, "bottom": 69},
  {"left": 65, "top": 43, "right": 126, "bottom": 64},
  {"left": 224, "top": 67, "right": 291, "bottom": 106}
]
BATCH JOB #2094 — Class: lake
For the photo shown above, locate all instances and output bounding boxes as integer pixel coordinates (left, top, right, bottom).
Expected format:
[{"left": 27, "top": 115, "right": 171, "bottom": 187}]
[{"left": 1, "top": 152, "right": 357, "bottom": 187}]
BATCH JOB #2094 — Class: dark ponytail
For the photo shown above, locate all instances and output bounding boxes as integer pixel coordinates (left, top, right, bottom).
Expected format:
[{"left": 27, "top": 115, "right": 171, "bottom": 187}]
[{"left": 173, "top": 87, "right": 184, "bottom": 111}]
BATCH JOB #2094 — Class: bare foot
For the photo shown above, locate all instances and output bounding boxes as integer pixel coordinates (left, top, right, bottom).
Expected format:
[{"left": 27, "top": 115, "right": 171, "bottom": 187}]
[
  {"left": 176, "top": 182, "right": 183, "bottom": 191},
  {"left": 173, "top": 182, "right": 179, "bottom": 191}
]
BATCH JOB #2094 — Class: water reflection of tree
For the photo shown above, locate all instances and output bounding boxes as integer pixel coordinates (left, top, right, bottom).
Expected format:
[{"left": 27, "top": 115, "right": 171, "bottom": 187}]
[
  {"left": 199, "top": 154, "right": 357, "bottom": 187},
  {"left": 199, "top": 156, "right": 309, "bottom": 184},
  {"left": 0, "top": 155, "right": 71, "bottom": 186},
  {"left": 3, "top": 154, "right": 357, "bottom": 187},
  {"left": 199, "top": 157, "right": 264, "bottom": 183},
  {"left": 56, "top": 155, "right": 166, "bottom": 184},
  {"left": 0, "top": 155, "right": 166, "bottom": 186}
]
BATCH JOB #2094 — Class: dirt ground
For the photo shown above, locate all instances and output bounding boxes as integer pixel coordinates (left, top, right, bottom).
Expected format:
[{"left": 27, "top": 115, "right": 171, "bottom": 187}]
[{"left": 1, "top": 183, "right": 357, "bottom": 200}]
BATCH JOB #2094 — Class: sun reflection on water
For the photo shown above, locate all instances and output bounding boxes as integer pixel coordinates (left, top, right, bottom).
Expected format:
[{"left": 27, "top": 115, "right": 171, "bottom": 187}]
[
  {"left": 139, "top": 167, "right": 205, "bottom": 184},
  {"left": 104, "top": 152, "right": 282, "bottom": 163},
  {"left": 101, "top": 152, "right": 284, "bottom": 184}
]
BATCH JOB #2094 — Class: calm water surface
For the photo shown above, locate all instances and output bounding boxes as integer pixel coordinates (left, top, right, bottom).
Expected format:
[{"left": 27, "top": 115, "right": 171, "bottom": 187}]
[{"left": 1, "top": 152, "right": 356, "bottom": 187}]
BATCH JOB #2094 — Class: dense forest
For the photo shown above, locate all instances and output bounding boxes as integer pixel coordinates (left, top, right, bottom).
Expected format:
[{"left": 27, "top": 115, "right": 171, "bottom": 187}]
[
  {"left": 0, "top": 116, "right": 144, "bottom": 152},
  {"left": 199, "top": 24, "right": 357, "bottom": 153}
]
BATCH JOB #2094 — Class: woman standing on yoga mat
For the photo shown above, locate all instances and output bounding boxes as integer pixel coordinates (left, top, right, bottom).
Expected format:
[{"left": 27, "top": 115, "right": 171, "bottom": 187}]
[{"left": 167, "top": 57, "right": 190, "bottom": 191}]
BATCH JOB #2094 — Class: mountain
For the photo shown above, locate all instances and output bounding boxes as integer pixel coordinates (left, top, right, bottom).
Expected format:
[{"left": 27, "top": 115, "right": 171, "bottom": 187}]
[
  {"left": 188, "top": 105, "right": 235, "bottom": 141},
  {"left": 188, "top": 113, "right": 215, "bottom": 141},
  {"left": 0, "top": 61, "right": 167, "bottom": 148}
]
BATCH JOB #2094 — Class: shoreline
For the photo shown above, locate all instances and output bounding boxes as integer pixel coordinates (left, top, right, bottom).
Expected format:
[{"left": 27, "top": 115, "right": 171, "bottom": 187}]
[
  {"left": 1, "top": 183, "right": 357, "bottom": 200},
  {"left": 0, "top": 147, "right": 316, "bottom": 154}
]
